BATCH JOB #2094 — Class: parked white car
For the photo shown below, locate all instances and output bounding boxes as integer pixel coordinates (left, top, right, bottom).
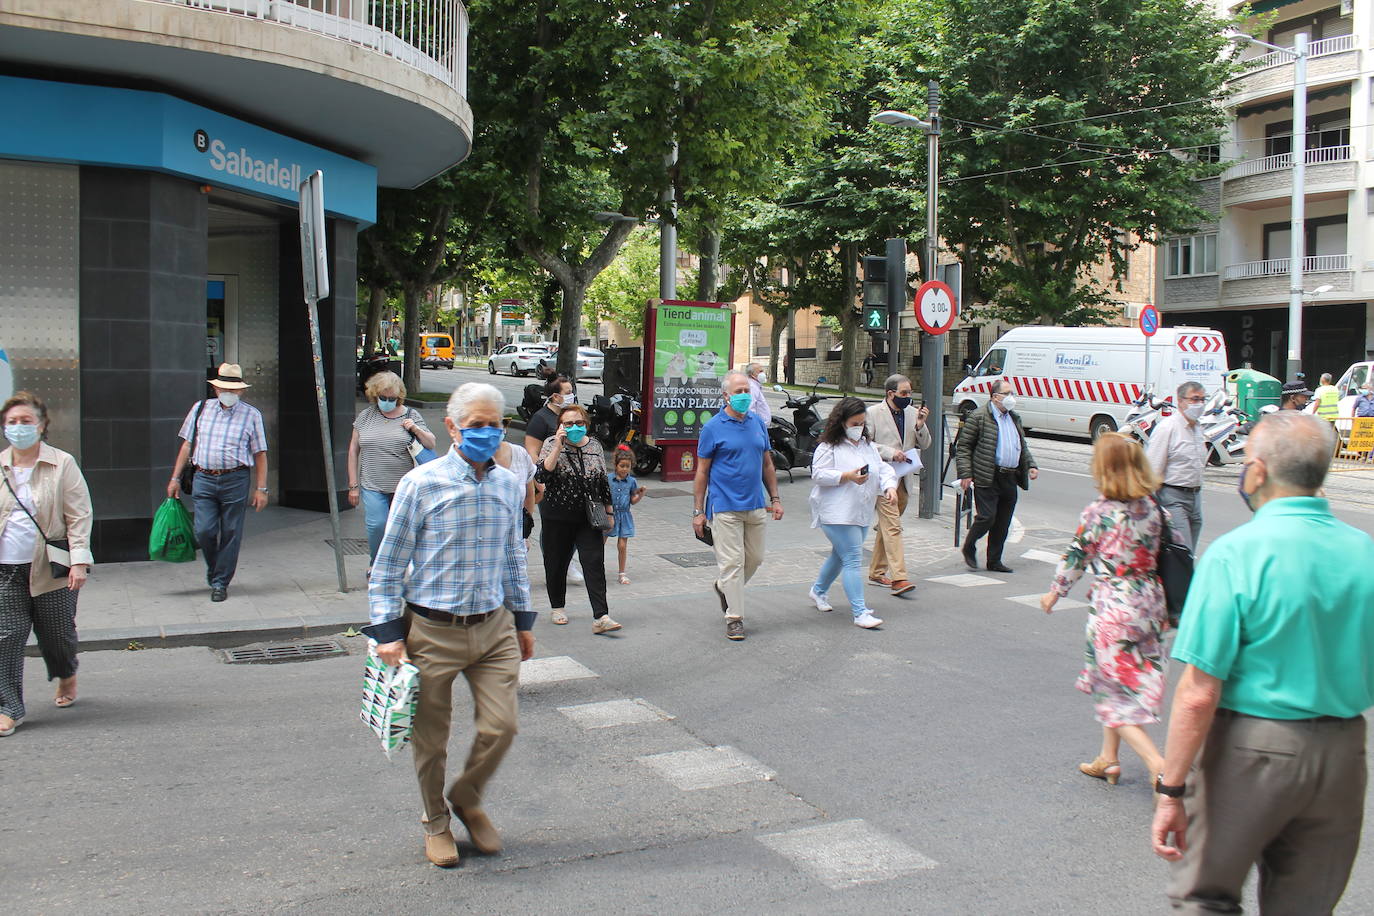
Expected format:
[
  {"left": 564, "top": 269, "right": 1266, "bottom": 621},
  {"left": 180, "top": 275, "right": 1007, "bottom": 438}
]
[{"left": 488, "top": 343, "right": 555, "bottom": 377}]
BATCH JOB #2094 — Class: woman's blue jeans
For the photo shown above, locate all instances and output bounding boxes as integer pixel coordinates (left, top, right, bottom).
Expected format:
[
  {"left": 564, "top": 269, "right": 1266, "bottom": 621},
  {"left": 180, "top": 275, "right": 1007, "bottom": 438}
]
[
  {"left": 815, "top": 523, "right": 870, "bottom": 617},
  {"left": 362, "top": 488, "right": 395, "bottom": 564}
]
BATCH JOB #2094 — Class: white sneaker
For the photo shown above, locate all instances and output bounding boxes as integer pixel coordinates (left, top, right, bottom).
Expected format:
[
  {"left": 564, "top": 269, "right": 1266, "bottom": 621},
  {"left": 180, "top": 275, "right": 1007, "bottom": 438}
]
[
  {"left": 808, "top": 587, "right": 834, "bottom": 612},
  {"left": 854, "top": 612, "right": 883, "bottom": 629},
  {"left": 592, "top": 616, "right": 623, "bottom": 634},
  {"left": 567, "top": 559, "right": 585, "bottom": 585}
]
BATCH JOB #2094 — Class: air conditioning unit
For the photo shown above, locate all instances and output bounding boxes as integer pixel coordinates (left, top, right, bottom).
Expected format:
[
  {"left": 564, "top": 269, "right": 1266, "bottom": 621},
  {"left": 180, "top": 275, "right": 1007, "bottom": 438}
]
[{"left": 1124, "top": 303, "right": 1142, "bottom": 321}]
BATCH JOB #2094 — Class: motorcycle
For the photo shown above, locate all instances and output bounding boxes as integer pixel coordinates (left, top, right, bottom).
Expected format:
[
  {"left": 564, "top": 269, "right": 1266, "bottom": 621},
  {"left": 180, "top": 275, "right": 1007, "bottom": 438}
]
[
  {"left": 768, "top": 377, "right": 831, "bottom": 471},
  {"left": 1122, "top": 393, "right": 1171, "bottom": 442},
  {"left": 517, "top": 383, "right": 545, "bottom": 421},
  {"left": 356, "top": 353, "right": 399, "bottom": 393},
  {"left": 1124, "top": 388, "right": 1248, "bottom": 466},
  {"left": 588, "top": 393, "right": 661, "bottom": 475}
]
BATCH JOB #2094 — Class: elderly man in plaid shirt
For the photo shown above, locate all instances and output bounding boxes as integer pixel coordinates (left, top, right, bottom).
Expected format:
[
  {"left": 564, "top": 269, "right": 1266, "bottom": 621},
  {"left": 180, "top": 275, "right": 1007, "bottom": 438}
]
[
  {"left": 167, "top": 364, "right": 268, "bottom": 602},
  {"left": 363, "top": 382, "right": 535, "bottom": 869}
]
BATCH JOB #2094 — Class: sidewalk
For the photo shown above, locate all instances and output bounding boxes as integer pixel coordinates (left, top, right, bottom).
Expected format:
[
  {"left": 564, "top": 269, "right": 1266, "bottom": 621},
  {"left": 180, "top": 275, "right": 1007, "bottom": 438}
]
[{"left": 52, "top": 428, "right": 972, "bottom": 651}]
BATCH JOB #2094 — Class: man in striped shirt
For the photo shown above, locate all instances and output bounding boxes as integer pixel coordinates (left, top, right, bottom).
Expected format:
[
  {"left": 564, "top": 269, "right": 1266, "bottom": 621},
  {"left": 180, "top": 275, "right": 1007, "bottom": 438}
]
[
  {"left": 166, "top": 363, "right": 268, "bottom": 602},
  {"left": 364, "top": 382, "right": 535, "bottom": 869}
]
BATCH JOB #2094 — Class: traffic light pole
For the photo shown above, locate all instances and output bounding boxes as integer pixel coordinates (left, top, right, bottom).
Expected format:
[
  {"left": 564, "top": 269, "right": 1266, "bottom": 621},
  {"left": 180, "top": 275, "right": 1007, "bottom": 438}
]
[
  {"left": 918, "top": 81, "right": 942, "bottom": 520},
  {"left": 885, "top": 238, "right": 905, "bottom": 378}
]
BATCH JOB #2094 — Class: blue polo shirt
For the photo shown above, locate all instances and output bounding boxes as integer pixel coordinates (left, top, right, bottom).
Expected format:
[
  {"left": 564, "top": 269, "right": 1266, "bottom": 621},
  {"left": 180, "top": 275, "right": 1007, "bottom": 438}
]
[
  {"left": 698, "top": 409, "right": 769, "bottom": 517},
  {"left": 1173, "top": 497, "right": 1374, "bottom": 719}
]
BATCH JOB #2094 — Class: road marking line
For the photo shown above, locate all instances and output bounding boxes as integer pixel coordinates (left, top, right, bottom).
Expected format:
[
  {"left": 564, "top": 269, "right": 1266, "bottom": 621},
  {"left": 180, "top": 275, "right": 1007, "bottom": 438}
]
[
  {"left": 519, "top": 656, "right": 598, "bottom": 685},
  {"left": 1006, "top": 593, "right": 1088, "bottom": 610},
  {"left": 1007, "top": 517, "right": 1025, "bottom": 544},
  {"left": 757, "top": 819, "right": 937, "bottom": 889},
  {"left": 557, "top": 698, "right": 675, "bottom": 729},
  {"left": 637, "top": 745, "right": 776, "bottom": 790},
  {"left": 927, "top": 574, "right": 1000, "bottom": 587},
  {"left": 1020, "top": 548, "right": 1062, "bottom": 564}
]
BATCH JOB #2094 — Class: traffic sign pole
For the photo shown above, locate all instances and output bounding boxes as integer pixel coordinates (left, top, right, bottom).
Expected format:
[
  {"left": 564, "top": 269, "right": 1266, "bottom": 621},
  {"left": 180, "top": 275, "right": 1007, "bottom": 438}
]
[
  {"left": 1139, "top": 304, "right": 1159, "bottom": 400},
  {"left": 914, "top": 279, "right": 956, "bottom": 519}
]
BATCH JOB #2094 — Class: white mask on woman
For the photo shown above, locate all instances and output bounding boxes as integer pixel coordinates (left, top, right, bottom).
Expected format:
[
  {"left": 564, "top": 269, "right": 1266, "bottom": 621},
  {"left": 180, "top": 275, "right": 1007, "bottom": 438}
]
[{"left": 845, "top": 425, "right": 864, "bottom": 441}]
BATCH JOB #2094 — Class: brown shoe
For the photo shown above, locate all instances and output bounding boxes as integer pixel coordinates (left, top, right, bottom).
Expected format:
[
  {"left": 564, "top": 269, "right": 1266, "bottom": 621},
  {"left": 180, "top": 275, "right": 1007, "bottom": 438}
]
[
  {"left": 869, "top": 575, "right": 892, "bottom": 587},
  {"left": 454, "top": 805, "right": 503, "bottom": 855},
  {"left": 890, "top": 580, "right": 915, "bottom": 596},
  {"left": 424, "top": 831, "right": 460, "bottom": 868}
]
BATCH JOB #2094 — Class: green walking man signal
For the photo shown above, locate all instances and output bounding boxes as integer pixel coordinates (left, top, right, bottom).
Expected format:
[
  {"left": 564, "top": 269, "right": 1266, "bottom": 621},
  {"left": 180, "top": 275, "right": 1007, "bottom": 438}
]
[{"left": 864, "top": 306, "right": 888, "bottom": 331}]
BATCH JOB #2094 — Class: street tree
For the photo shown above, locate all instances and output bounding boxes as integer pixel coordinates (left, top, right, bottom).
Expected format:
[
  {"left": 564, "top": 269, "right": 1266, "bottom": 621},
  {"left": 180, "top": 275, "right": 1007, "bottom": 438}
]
[
  {"left": 930, "top": 0, "right": 1241, "bottom": 325},
  {"left": 585, "top": 229, "right": 660, "bottom": 339}
]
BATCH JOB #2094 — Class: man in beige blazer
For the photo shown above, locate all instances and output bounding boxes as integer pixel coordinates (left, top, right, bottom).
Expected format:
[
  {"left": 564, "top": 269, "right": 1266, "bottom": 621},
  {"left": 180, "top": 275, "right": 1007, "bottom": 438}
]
[{"left": 866, "top": 374, "right": 931, "bottom": 596}]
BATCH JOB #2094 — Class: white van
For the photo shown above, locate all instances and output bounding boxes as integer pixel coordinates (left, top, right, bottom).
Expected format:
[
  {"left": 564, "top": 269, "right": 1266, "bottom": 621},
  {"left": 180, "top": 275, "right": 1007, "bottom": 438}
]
[{"left": 953, "top": 326, "right": 1229, "bottom": 441}]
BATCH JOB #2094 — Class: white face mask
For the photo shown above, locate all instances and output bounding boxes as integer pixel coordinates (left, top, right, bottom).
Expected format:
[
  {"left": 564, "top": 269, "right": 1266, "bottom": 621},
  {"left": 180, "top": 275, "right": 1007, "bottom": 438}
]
[
  {"left": 1183, "top": 404, "right": 1204, "bottom": 421},
  {"left": 757, "top": 372, "right": 767, "bottom": 384},
  {"left": 999, "top": 394, "right": 1017, "bottom": 412},
  {"left": 563, "top": 392, "right": 576, "bottom": 405},
  {"left": 217, "top": 392, "right": 240, "bottom": 408},
  {"left": 844, "top": 425, "right": 864, "bottom": 442}
]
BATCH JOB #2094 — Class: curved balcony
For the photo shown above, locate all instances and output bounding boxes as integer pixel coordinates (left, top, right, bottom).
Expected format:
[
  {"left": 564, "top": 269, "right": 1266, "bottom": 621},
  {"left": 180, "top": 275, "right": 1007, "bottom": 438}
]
[
  {"left": 1221, "top": 145, "right": 1356, "bottom": 208},
  {"left": 1221, "top": 254, "right": 1353, "bottom": 303},
  {"left": 1228, "top": 34, "right": 1359, "bottom": 108},
  {"left": 0, "top": 0, "right": 472, "bottom": 187}
]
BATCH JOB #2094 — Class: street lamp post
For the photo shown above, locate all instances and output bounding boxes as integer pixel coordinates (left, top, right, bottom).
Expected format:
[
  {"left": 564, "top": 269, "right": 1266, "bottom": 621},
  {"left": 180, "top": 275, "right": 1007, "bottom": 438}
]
[
  {"left": 1230, "top": 30, "right": 1310, "bottom": 380},
  {"left": 874, "top": 81, "right": 943, "bottom": 519}
]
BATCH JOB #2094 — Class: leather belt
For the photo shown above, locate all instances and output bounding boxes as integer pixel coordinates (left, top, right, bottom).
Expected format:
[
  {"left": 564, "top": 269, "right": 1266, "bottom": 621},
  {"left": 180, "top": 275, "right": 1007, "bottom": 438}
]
[
  {"left": 996, "top": 467, "right": 1020, "bottom": 474},
  {"left": 407, "top": 602, "right": 499, "bottom": 626},
  {"left": 1215, "top": 707, "right": 1360, "bottom": 725},
  {"left": 1163, "top": 483, "right": 1201, "bottom": 493},
  {"left": 198, "top": 466, "right": 249, "bottom": 476}
]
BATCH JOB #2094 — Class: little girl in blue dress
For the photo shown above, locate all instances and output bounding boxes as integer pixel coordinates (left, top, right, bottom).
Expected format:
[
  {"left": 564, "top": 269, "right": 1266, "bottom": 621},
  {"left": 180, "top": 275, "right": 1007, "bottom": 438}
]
[{"left": 607, "top": 447, "right": 646, "bottom": 584}]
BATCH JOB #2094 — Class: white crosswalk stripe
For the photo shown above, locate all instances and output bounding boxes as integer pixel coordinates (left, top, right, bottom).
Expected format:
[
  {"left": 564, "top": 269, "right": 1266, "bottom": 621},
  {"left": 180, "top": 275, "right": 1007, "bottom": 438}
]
[
  {"left": 557, "top": 697, "right": 675, "bottom": 729},
  {"left": 638, "top": 745, "right": 776, "bottom": 790},
  {"left": 1019, "top": 548, "right": 1063, "bottom": 565},
  {"left": 927, "top": 573, "right": 1001, "bottom": 587},
  {"left": 519, "top": 655, "right": 599, "bottom": 686},
  {"left": 757, "top": 819, "right": 937, "bottom": 889},
  {"left": 1005, "top": 593, "right": 1088, "bottom": 610}
]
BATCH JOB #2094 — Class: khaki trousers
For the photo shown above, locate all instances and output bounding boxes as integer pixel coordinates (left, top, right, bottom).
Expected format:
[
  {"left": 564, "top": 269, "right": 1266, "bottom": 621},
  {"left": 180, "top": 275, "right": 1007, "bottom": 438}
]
[
  {"left": 1168, "top": 711, "right": 1367, "bottom": 915},
  {"left": 869, "top": 478, "right": 909, "bottom": 580},
  {"left": 712, "top": 508, "right": 767, "bottom": 621},
  {"left": 405, "top": 607, "right": 521, "bottom": 837}
]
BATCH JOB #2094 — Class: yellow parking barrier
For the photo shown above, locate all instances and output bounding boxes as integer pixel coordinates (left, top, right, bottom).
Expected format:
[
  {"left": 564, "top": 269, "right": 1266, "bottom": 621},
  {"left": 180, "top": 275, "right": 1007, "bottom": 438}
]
[{"left": 1332, "top": 417, "right": 1374, "bottom": 472}]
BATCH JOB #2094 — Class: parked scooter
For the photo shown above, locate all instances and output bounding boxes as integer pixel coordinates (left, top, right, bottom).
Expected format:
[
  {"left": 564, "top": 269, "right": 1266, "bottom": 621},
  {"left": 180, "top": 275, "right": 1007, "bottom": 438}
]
[
  {"left": 356, "top": 353, "right": 399, "bottom": 393},
  {"left": 768, "top": 377, "right": 831, "bottom": 471},
  {"left": 588, "top": 393, "right": 661, "bottom": 474},
  {"left": 1123, "top": 387, "right": 1247, "bottom": 466}
]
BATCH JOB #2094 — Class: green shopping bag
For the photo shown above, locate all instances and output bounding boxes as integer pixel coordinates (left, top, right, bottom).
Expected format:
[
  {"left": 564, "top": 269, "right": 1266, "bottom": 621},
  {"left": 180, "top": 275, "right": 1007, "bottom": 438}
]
[{"left": 149, "top": 497, "right": 197, "bottom": 562}]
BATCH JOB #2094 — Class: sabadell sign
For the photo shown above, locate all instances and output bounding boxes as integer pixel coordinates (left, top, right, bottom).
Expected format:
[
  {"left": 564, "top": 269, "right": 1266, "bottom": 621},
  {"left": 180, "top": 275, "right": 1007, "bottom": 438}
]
[{"left": 198, "top": 129, "right": 304, "bottom": 192}]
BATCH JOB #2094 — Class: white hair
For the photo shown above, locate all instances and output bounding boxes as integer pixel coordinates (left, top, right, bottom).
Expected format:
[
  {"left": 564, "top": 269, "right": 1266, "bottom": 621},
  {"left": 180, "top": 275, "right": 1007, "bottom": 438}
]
[
  {"left": 721, "top": 370, "right": 750, "bottom": 393},
  {"left": 447, "top": 382, "right": 505, "bottom": 424},
  {"left": 1250, "top": 412, "right": 1336, "bottom": 492}
]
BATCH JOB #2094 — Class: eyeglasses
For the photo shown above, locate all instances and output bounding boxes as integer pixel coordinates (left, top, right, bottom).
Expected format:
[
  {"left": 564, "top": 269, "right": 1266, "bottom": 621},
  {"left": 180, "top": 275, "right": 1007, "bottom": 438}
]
[{"left": 1182, "top": 396, "right": 1207, "bottom": 404}]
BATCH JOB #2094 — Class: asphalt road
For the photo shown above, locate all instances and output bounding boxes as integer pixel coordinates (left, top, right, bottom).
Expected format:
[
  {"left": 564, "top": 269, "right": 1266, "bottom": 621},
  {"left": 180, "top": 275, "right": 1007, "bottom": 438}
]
[{"left": 7, "top": 364, "right": 1372, "bottom": 914}]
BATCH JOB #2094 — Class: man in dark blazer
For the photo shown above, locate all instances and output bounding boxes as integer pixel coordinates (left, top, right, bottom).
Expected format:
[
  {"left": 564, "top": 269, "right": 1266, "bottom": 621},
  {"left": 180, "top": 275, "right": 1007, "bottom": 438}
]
[{"left": 955, "top": 379, "right": 1038, "bottom": 572}]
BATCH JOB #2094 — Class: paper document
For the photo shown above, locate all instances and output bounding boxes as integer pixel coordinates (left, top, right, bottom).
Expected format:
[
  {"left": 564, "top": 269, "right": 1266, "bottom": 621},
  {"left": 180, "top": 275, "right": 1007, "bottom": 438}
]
[{"left": 889, "top": 448, "right": 924, "bottom": 479}]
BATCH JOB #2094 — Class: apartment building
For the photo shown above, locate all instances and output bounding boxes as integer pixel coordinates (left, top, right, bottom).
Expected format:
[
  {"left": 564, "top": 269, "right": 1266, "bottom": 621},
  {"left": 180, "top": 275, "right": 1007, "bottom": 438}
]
[
  {"left": 1158, "top": 0, "right": 1374, "bottom": 379},
  {"left": 0, "top": 0, "right": 472, "bottom": 559}
]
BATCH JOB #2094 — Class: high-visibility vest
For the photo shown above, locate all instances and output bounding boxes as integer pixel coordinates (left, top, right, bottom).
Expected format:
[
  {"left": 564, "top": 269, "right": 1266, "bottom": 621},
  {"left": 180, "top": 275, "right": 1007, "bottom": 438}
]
[{"left": 1314, "top": 385, "right": 1341, "bottom": 421}]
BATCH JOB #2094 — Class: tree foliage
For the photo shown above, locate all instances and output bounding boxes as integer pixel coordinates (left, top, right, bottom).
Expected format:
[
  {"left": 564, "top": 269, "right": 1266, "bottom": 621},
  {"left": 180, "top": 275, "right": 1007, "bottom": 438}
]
[
  {"left": 584, "top": 229, "right": 660, "bottom": 338},
  {"left": 931, "top": 0, "right": 1241, "bottom": 325}
]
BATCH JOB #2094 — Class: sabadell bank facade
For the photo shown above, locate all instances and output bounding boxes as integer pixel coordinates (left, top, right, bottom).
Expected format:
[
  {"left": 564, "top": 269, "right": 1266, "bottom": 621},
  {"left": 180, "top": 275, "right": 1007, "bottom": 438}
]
[{"left": 0, "top": 0, "right": 473, "bottom": 560}]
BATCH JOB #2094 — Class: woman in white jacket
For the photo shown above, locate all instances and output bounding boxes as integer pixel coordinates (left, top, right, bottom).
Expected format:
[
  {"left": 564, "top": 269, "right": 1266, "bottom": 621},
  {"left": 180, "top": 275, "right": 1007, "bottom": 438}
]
[{"left": 809, "top": 397, "right": 897, "bottom": 628}]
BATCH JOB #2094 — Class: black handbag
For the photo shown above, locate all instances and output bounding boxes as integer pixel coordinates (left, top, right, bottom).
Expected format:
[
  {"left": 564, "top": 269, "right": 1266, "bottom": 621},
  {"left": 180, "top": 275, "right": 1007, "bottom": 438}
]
[
  {"left": 1153, "top": 497, "right": 1194, "bottom": 627},
  {"left": 570, "top": 447, "right": 612, "bottom": 532},
  {"left": 179, "top": 398, "right": 207, "bottom": 496},
  {"left": 3, "top": 470, "right": 72, "bottom": 579}
]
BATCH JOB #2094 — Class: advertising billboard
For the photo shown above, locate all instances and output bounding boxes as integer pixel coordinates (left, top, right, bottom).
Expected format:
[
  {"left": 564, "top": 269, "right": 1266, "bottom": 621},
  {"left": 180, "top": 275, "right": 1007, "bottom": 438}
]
[{"left": 644, "top": 300, "right": 735, "bottom": 441}]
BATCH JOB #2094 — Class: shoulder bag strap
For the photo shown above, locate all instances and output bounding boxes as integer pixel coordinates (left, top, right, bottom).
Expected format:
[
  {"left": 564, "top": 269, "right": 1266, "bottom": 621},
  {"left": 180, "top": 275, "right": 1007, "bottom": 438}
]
[
  {"left": 188, "top": 398, "right": 207, "bottom": 465},
  {"left": 2, "top": 469, "right": 49, "bottom": 542}
]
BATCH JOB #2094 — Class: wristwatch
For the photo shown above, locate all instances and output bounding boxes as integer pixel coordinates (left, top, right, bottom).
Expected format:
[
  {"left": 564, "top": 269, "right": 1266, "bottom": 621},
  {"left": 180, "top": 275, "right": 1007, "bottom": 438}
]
[
  {"left": 257, "top": 487, "right": 269, "bottom": 493},
  {"left": 692, "top": 509, "right": 704, "bottom": 517},
  {"left": 1154, "top": 773, "right": 1186, "bottom": 798}
]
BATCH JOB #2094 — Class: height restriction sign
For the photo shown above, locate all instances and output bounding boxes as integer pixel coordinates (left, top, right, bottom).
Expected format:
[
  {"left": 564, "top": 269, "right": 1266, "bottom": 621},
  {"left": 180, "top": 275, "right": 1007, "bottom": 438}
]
[{"left": 913, "top": 280, "right": 956, "bottom": 335}]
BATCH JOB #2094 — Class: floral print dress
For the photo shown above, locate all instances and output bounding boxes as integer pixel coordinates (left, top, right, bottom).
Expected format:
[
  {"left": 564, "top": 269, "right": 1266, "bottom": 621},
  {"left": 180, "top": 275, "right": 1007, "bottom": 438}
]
[{"left": 1051, "top": 496, "right": 1169, "bottom": 728}]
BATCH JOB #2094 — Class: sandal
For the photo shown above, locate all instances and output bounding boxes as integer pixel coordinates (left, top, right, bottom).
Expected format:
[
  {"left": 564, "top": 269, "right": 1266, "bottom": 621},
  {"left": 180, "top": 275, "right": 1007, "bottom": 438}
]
[
  {"left": 55, "top": 676, "right": 77, "bottom": 708},
  {"left": 618, "top": 573, "right": 630, "bottom": 585},
  {"left": 551, "top": 609, "right": 568, "bottom": 625},
  {"left": 1079, "top": 756, "right": 1121, "bottom": 785}
]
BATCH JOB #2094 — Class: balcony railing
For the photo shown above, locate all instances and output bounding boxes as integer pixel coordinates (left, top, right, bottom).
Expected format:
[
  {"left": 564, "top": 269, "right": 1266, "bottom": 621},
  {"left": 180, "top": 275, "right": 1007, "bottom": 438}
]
[
  {"left": 1222, "top": 254, "right": 1351, "bottom": 280},
  {"left": 151, "top": 0, "right": 467, "bottom": 94},
  {"left": 1244, "top": 33, "right": 1357, "bottom": 71},
  {"left": 1222, "top": 144, "right": 1352, "bottom": 180}
]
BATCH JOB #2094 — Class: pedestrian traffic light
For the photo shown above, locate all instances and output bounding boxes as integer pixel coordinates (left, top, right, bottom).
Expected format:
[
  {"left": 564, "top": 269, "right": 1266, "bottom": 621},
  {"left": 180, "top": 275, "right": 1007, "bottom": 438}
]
[
  {"left": 863, "top": 305, "right": 888, "bottom": 332},
  {"left": 862, "top": 255, "right": 890, "bottom": 332}
]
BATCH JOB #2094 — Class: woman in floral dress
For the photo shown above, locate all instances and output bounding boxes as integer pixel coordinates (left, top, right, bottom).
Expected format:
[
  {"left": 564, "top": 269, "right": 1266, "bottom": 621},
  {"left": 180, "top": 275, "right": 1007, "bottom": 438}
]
[{"left": 1040, "top": 433, "right": 1170, "bottom": 786}]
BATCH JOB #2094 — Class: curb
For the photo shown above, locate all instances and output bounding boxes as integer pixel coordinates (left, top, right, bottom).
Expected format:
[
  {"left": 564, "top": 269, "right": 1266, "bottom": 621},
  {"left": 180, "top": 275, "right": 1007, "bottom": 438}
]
[{"left": 26, "top": 614, "right": 370, "bottom": 655}]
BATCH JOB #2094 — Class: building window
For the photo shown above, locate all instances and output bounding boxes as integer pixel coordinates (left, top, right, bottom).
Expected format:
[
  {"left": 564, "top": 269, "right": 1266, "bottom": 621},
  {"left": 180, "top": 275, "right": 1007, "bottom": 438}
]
[{"left": 1165, "top": 234, "right": 1217, "bottom": 277}]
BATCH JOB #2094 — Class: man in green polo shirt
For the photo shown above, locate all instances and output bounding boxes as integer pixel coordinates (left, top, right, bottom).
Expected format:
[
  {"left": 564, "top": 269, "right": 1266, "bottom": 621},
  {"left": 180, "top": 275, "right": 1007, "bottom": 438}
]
[{"left": 1151, "top": 412, "right": 1374, "bottom": 914}]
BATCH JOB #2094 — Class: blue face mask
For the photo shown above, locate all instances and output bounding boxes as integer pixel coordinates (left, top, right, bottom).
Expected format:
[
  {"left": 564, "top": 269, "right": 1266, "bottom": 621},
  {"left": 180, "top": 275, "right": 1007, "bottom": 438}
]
[
  {"left": 728, "top": 392, "right": 753, "bottom": 414},
  {"left": 457, "top": 425, "right": 503, "bottom": 464},
  {"left": 1237, "top": 463, "right": 1256, "bottom": 512},
  {"left": 4, "top": 424, "right": 39, "bottom": 450},
  {"left": 377, "top": 398, "right": 398, "bottom": 412},
  {"left": 566, "top": 425, "right": 587, "bottom": 444}
]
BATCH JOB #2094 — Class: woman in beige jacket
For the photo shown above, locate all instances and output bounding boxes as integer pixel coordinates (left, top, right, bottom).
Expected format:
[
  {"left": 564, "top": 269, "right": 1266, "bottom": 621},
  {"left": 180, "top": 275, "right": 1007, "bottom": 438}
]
[{"left": 0, "top": 391, "right": 94, "bottom": 736}]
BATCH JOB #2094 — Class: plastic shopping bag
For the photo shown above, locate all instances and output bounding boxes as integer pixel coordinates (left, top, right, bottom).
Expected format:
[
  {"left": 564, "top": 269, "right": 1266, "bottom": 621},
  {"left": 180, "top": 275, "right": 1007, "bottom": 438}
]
[
  {"left": 148, "top": 496, "right": 197, "bottom": 563},
  {"left": 360, "top": 648, "right": 420, "bottom": 759}
]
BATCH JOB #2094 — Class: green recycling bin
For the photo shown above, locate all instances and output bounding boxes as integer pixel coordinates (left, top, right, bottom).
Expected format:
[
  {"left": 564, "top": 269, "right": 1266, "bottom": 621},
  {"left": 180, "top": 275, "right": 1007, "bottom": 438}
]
[{"left": 1227, "top": 368, "right": 1281, "bottom": 423}]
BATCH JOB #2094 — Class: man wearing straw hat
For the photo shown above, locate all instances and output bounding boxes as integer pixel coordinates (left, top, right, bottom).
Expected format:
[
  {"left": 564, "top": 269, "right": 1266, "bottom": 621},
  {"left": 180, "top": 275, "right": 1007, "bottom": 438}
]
[{"left": 167, "top": 364, "right": 268, "bottom": 602}]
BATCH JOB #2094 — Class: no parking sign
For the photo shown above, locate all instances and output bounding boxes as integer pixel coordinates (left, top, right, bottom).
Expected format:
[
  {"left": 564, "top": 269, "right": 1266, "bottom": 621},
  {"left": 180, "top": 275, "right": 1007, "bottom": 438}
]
[{"left": 1139, "top": 304, "right": 1160, "bottom": 337}]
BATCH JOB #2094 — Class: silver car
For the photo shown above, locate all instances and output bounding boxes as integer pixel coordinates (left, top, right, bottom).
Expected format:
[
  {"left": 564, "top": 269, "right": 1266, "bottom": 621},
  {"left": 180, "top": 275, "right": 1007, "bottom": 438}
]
[{"left": 536, "top": 346, "right": 605, "bottom": 379}]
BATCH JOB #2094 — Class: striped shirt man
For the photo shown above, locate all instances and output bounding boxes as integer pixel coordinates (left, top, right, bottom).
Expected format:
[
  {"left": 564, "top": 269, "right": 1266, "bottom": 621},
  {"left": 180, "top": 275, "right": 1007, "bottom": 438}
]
[
  {"left": 179, "top": 398, "right": 268, "bottom": 470},
  {"left": 366, "top": 448, "right": 532, "bottom": 643}
]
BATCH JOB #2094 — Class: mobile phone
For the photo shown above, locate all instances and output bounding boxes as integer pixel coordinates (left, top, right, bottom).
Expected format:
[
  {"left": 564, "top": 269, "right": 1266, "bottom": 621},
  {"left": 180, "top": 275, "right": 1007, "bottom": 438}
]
[{"left": 858, "top": 464, "right": 869, "bottom": 476}]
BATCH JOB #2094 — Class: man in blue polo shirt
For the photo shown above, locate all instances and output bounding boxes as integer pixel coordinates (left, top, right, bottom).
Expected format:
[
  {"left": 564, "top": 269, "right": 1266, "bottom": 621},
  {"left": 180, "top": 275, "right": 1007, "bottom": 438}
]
[
  {"left": 692, "top": 370, "right": 784, "bottom": 641},
  {"left": 1151, "top": 412, "right": 1374, "bottom": 913}
]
